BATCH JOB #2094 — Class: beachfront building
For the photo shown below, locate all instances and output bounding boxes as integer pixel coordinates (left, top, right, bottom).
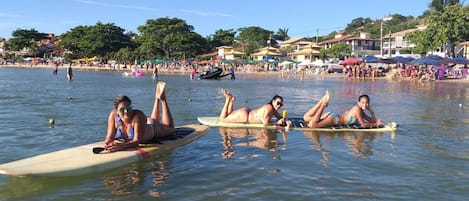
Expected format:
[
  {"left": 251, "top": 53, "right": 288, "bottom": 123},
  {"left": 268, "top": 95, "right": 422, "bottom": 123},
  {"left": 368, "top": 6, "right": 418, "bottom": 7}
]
[
  {"left": 318, "top": 31, "right": 380, "bottom": 57},
  {"left": 216, "top": 46, "right": 245, "bottom": 60},
  {"left": 382, "top": 25, "right": 428, "bottom": 57},
  {"left": 457, "top": 41, "right": 469, "bottom": 58},
  {"left": 287, "top": 41, "right": 321, "bottom": 62},
  {"left": 251, "top": 47, "right": 281, "bottom": 61},
  {"left": 279, "top": 37, "right": 322, "bottom": 62}
]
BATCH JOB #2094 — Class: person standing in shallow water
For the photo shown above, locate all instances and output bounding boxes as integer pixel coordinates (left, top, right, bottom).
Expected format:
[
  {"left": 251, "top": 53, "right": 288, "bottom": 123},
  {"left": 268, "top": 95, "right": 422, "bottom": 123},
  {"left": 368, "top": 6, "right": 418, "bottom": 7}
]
[{"left": 67, "top": 63, "right": 73, "bottom": 80}]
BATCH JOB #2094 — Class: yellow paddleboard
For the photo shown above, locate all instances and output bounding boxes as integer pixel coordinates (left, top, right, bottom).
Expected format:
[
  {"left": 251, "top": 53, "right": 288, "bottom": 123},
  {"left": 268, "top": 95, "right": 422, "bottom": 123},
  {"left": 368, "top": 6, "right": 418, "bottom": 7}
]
[{"left": 0, "top": 124, "right": 209, "bottom": 177}]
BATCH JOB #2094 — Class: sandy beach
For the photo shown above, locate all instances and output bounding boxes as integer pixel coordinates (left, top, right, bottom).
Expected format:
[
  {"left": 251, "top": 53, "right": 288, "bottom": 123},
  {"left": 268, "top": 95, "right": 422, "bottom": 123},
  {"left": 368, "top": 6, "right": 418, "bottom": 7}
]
[{"left": 2, "top": 62, "right": 469, "bottom": 83}]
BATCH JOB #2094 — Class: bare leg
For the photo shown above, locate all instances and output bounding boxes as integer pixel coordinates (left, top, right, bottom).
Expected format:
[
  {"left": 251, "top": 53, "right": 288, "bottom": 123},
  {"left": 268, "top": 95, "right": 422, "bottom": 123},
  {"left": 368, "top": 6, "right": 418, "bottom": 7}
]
[
  {"left": 303, "top": 91, "right": 329, "bottom": 120},
  {"left": 151, "top": 81, "right": 174, "bottom": 128},
  {"left": 227, "top": 95, "right": 235, "bottom": 114},
  {"left": 304, "top": 91, "right": 329, "bottom": 127},
  {"left": 219, "top": 89, "right": 233, "bottom": 120}
]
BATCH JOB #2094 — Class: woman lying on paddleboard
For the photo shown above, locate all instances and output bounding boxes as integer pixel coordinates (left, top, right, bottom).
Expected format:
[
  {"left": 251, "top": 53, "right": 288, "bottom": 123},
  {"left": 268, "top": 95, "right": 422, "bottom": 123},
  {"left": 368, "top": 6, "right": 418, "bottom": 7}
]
[
  {"left": 104, "top": 81, "right": 175, "bottom": 152},
  {"left": 302, "top": 92, "right": 383, "bottom": 128},
  {"left": 219, "top": 89, "right": 286, "bottom": 126}
]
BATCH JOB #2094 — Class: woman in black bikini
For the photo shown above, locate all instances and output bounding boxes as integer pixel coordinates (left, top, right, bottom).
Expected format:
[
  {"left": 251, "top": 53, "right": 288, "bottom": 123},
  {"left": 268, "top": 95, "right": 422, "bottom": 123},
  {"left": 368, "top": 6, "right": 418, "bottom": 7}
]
[{"left": 218, "top": 89, "right": 286, "bottom": 126}]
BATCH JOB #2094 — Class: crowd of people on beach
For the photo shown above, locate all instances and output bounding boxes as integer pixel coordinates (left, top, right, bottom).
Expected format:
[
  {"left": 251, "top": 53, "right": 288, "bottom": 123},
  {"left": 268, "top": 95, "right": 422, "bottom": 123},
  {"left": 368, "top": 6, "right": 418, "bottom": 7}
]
[{"left": 3, "top": 57, "right": 469, "bottom": 82}]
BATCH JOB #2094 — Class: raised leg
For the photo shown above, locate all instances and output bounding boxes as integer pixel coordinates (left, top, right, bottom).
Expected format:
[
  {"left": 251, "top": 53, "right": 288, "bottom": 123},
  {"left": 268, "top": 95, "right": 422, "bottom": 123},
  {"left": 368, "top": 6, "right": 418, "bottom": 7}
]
[
  {"left": 219, "top": 89, "right": 233, "bottom": 120},
  {"left": 151, "top": 81, "right": 174, "bottom": 128},
  {"left": 303, "top": 91, "right": 329, "bottom": 127}
]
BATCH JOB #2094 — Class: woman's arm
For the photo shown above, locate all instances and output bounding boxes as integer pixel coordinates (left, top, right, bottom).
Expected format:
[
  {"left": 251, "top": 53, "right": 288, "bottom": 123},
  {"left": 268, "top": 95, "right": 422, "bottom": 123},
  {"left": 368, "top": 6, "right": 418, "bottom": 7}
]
[
  {"left": 356, "top": 107, "right": 382, "bottom": 127},
  {"left": 104, "top": 111, "right": 117, "bottom": 145}
]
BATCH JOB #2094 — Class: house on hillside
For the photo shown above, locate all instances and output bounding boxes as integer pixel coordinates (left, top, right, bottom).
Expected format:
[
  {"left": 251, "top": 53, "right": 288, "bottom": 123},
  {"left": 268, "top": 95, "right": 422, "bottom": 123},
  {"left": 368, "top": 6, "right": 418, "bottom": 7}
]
[
  {"left": 383, "top": 25, "right": 427, "bottom": 57},
  {"left": 279, "top": 37, "right": 321, "bottom": 61},
  {"left": 288, "top": 41, "right": 321, "bottom": 62},
  {"left": 251, "top": 46, "right": 281, "bottom": 61},
  {"left": 216, "top": 46, "right": 245, "bottom": 60},
  {"left": 318, "top": 31, "right": 380, "bottom": 57},
  {"left": 457, "top": 41, "right": 469, "bottom": 58}
]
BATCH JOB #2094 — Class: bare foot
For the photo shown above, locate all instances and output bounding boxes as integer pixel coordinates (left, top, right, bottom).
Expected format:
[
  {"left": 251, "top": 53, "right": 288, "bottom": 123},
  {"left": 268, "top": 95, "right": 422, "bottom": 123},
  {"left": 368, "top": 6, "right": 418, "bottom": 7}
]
[
  {"left": 156, "top": 81, "right": 167, "bottom": 100},
  {"left": 323, "top": 91, "right": 330, "bottom": 107},
  {"left": 221, "top": 88, "right": 233, "bottom": 100}
]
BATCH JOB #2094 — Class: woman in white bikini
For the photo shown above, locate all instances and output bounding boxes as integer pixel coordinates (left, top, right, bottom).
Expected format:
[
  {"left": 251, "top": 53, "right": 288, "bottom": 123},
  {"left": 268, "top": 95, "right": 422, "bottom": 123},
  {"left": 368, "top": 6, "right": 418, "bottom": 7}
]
[
  {"left": 219, "top": 89, "right": 286, "bottom": 126},
  {"left": 303, "top": 91, "right": 383, "bottom": 128},
  {"left": 103, "top": 81, "right": 175, "bottom": 152}
]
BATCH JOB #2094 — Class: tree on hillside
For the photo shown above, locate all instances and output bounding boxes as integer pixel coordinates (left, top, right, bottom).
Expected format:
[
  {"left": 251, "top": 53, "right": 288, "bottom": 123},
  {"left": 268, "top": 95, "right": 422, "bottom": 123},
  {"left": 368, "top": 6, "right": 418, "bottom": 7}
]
[
  {"left": 274, "top": 28, "right": 290, "bottom": 41},
  {"left": 428, "top": 0, "right": 461, "bottom": 12},
  {"left": 345, "top": 17, "right": 373, "bottom": 34},
  {"left": 407, "top": 4, "right": 469, "bottom": 56},
  {"left": 137, "top": 17, "right": 206, "bottom": 59},
  {"left": 207, "top": 29, "right": 236, "bottom": 50},
  {"left": 5, "top": 29, "right": 48, "bottom": 56},
  {"left": 60, "top": 22, "right": 132, "bottom": 60},
  {"left": 322, "top": 42, "right": 352, "bottom": 59},
  {"left": 235, "top": 26, "right": 273, "bottom": 55}
]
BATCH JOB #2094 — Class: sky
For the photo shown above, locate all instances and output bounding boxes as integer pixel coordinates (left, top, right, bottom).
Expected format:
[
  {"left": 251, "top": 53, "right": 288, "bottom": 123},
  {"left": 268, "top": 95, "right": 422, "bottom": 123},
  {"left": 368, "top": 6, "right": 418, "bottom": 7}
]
[{"left": 0, "top": 0, "right": 461, "bottom": 40}]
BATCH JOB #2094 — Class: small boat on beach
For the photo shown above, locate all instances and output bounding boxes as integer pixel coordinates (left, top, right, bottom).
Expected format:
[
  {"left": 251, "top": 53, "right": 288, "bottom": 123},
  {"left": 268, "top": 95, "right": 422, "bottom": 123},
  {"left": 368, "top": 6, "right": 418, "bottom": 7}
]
[{"left": 199, "top": 67, "right": 228, "bottom": 79}]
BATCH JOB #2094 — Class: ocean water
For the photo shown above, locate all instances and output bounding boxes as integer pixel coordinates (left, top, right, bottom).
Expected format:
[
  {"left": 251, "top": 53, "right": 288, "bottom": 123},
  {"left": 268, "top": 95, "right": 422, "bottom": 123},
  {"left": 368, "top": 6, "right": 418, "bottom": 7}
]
[{"left": 0, "top": 67, "right": 467, "bottom": 201}]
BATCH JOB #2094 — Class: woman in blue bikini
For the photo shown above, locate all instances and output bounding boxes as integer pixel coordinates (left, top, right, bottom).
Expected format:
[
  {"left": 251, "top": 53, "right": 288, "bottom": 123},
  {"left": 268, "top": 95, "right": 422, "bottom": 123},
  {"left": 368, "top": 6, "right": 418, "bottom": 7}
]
[
  {"left": 103, "top": 81, "right": 175, "bottom": 152},
  {"left": 303, "top": 91, "right": 383, "bottom": 128}
]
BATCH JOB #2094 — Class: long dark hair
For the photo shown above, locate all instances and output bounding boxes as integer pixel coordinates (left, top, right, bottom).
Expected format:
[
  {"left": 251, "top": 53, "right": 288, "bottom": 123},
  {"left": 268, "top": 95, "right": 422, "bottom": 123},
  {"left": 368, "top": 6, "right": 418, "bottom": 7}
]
[
  {"left": 113, "top": 95, "right": 132, "bottom": 109},
  {"left": 268, "top": 94, "right": 283, "bottom": 105},
  {"left": 358, "top": 94, "right": 370, "bottom": 102}
]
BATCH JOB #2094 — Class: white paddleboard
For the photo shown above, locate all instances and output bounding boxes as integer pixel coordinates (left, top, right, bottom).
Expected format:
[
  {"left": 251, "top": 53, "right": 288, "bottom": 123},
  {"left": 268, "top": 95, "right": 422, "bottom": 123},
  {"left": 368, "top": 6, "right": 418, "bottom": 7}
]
[
  {"left": 197, "top": 117, "right": 398, "bottom": 132},
  {"left": 0, "top": 124, "right": 209, "bottom": 177}
]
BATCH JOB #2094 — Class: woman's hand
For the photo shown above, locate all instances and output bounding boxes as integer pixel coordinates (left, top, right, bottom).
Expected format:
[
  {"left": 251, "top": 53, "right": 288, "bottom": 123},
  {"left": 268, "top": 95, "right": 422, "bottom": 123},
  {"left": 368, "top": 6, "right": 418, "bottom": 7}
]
[
  {"left": 105, "top": 141, "right": 123, "bottom": 152},
  {"left": 276, "top": 118, "right": 286, "bottom": 126}
]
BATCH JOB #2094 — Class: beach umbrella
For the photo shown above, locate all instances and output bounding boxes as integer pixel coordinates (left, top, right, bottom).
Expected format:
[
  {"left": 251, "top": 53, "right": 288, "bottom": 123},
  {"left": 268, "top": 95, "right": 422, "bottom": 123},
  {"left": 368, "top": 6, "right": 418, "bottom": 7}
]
[
  {"left": 363, "top": 55, "right": 381, "bottom": 63},
  {"left": 298, "top": 60, "right": 312, "bottom": 66},
  {"left": 390, "top": 56, "right": 414, "bottom": 64},
  {"left": 339, "top": 58, "right": 362, "bottom": 65},
  {"left": 279, "top": 60, "right": 293, "bottom": 66},
  {"left": 449, "top": 56, "right": 469, "bottom": 64},
  {"left": 410, "top": 57, "right": 443, "bottom": 66},
  {"left": 312, "top": 59, "right": 325, "bottom": 66}
]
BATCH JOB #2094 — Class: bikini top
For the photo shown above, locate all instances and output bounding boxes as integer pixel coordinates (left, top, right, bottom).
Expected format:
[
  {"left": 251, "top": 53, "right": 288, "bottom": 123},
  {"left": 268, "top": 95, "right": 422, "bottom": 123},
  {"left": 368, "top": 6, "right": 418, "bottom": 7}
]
[{"left": 115, "top": 115, "right": 134, "bottom": 140}]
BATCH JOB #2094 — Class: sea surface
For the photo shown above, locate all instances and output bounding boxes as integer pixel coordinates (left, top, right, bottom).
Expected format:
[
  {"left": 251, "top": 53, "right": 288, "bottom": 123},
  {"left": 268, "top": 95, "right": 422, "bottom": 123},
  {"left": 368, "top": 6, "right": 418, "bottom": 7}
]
[{"left": 0, "top": 67, "right": 467, "bottom": 201}]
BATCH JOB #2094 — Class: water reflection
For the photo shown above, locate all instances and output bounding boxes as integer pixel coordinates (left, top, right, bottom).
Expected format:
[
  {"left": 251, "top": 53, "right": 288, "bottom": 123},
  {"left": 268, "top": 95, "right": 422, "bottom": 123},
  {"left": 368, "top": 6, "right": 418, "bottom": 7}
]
[
  {"left": 303, "top": 131, "right": 387, "bottom": 167},
  {"left": 218, "top": 127, "right": 285, "bottom": 159},
  {"left": 102, "top": 160, "right": 169, "bottom": 198}
]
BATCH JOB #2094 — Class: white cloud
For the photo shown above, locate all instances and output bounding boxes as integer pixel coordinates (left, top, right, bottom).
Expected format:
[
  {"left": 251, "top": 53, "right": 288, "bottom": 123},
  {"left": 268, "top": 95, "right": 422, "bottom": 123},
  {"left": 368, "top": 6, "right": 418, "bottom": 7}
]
[
  {"left": 72, "top": 0, "right": 158, "bottom": 11},
  {"left": 0, "top": 13, "right": 24, "bottom": 18},
  {"left": 179, "top": 9, "right": 234, "bottom": 17}
]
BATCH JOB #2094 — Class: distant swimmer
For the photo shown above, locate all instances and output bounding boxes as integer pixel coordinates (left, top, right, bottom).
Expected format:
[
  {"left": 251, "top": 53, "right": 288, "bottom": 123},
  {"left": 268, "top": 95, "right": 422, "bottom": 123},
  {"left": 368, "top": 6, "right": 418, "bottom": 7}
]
[
  {"left": 53, "top": 62, "right": 58, "bottom": 75},
  {"left": 67, "top": 63, "right": 73, "bottom": 80}
]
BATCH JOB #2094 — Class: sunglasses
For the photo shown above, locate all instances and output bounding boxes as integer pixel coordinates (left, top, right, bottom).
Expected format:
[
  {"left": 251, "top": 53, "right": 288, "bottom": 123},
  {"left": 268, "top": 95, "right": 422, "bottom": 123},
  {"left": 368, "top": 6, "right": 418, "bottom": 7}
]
[
  {"left": 277, "top": 102, "right": 283, "bottom": 107},
  {"left": 118, "top": 105, "right": 133, "bottom": 114}
]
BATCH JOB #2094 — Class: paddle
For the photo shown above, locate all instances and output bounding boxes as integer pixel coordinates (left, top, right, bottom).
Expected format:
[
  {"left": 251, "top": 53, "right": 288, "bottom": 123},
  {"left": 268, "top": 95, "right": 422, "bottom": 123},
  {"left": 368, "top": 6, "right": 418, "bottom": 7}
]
[{"left": 92, "top": 147, "right": 105, "bottom": 154}]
